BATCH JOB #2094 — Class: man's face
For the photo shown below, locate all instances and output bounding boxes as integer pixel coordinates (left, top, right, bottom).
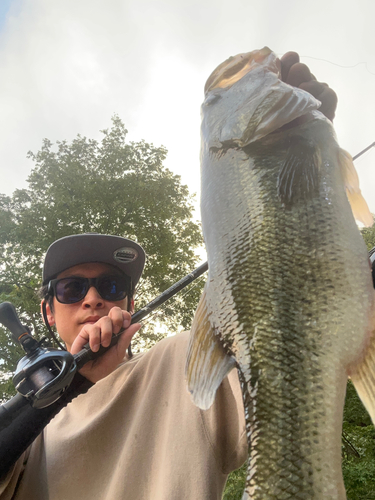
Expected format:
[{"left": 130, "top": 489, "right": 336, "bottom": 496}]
[{"left": 44, "top": 262, "right": 129, "bottom": 351}]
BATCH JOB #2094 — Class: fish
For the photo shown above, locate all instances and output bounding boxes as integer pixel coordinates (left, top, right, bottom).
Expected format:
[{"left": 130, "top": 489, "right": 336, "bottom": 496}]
[{"left": 185, "top": 47, "right": 375, "bottom": 499}]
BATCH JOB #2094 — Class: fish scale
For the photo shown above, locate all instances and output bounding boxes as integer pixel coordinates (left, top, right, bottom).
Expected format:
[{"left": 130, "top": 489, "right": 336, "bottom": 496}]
[
  {"left": 243, "top": 162, "right": 350, "bottom": 497},
  {"left": 186, "top": 48, "right": 375, "bottom": 499},
  {"left": 216, "top": 152, "right": 332, "bottom": 497}
]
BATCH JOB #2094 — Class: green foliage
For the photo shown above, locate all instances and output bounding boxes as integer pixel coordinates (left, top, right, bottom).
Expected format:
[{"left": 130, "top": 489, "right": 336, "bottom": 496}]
[
  {"left": 223, "top": 462, "right": 246, "bottom": 500},
  {"left": 361, "top": 216, "right": 375, "bottom": 251},
  {"left": 342, "top": 380, "right": 375, "bottom": 499},
  {"left": 0, "top": 116, "right": 204, "bottom": 400},
  {"left": 0, "top": 373, "right": 18, "bottom": 404}
]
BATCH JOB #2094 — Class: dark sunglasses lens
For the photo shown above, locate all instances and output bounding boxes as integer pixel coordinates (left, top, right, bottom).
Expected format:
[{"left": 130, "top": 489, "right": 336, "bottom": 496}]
[
  {"left": 97, "top": 276, "right": 128, "bottom": 301},
  {"left": 55, "top": 278, "right": 88, "bottom": 304}
]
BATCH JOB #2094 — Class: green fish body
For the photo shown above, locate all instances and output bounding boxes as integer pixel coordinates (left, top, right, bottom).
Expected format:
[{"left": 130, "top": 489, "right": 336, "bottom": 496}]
[{"left": 186, "top": 48, "right": 375, "bottom": 499}]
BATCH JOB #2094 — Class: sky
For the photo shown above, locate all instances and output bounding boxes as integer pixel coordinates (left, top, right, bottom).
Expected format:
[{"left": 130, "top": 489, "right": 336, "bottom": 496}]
[{"left": 0, "top": 0, "right": 374, "bottom": 225}]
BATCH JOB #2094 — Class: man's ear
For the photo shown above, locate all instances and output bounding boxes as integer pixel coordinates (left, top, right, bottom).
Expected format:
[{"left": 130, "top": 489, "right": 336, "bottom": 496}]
[{"left": 41, "top": 300, "right": 55, "bottom": 326}]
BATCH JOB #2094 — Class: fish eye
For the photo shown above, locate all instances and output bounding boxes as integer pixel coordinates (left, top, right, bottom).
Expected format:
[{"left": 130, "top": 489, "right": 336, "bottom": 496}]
[{"left": 204, "top": 93, "right": 221, "bottom": 106}]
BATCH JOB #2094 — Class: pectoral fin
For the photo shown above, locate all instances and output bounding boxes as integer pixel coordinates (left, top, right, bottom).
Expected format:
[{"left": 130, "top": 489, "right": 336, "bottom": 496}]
[
  {"left": 338, "top": 148, "right": 373, "bottom": 227},
  {"left": 186, "top": 289, "right": 236, "bottom": 410}
]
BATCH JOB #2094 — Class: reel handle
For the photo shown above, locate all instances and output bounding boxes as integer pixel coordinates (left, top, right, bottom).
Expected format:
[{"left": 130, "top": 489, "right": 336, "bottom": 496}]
[
  {"left": 0, "top": 302, "right": 39, "bottom": 354},
  {"left": 0, "top": 302, "right": 27, "bottom": 342}
]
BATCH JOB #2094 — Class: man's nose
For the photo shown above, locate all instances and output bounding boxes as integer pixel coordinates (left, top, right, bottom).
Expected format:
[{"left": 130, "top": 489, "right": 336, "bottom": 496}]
[{"left": 82, "top": 286, "right": 104, "bottom": 308}]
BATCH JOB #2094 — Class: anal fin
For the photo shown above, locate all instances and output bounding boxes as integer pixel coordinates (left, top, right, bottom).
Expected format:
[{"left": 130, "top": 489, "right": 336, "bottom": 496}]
[{"left": 186, "top": 288, "right": 236, "bottom": 410}]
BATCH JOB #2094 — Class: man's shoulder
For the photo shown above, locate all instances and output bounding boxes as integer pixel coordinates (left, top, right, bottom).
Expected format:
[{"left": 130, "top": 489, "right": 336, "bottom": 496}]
[
  {"left": 119, "top": 331, "right": 190, "bottom": 372},
  {"left": 144, "top": 331, "right": 190, "bottom": 362},
  {"left": 154, "top": 330, "right": 190, "bottom": 350}
]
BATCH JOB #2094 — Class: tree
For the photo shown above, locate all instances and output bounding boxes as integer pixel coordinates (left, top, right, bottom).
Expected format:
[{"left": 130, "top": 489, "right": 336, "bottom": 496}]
[
  {"left": 361, "top": 217, "right": 375, "bottom": 251},
  {"left": 0, "top": 116, "right": 204, "bottom": 400},
  {"left": 342, "top": 380, "right": 375, "bottom": 499},
  {"left": 223, "top": 462, "right": 246, "bottom": 500}
]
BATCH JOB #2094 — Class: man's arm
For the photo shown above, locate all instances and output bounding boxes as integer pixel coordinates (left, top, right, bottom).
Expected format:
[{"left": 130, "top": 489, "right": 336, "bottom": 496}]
[{"left": 0, "top": 372, "right": 93, "bottom": 479}]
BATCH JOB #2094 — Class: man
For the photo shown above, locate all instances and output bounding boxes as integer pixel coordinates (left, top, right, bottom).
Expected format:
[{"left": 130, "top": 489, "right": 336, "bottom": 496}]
[
  {"left": 0, "top": 53, "right": 338, "bottom": 499},
  {"left": 1, "top": 233, "right": 247, "bottom": 500}
]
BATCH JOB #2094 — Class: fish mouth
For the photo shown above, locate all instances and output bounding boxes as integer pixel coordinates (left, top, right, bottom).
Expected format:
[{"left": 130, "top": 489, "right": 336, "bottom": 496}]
[{"left": 204, "top": 47, "right": 279, "bottom": 94}]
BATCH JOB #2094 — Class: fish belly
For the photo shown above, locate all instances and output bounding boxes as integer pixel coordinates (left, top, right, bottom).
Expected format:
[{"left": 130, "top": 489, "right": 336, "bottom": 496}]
[{"left": 201, "top": 128, "right": 373, "bottom": 499}]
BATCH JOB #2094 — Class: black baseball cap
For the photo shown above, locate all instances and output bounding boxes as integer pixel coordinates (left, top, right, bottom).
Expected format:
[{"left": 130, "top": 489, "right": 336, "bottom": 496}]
[{"left": 42, "top": 233, "right": 146, "bottom": 287}]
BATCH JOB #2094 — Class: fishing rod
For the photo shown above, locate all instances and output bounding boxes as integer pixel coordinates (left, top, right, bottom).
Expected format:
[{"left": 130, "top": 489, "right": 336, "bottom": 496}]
[
  {"left": 353, "top": 142, "right": 375, "bottom": 161},
  {"left": 0, "top": 261, "right": 208, "bottom": 411}
]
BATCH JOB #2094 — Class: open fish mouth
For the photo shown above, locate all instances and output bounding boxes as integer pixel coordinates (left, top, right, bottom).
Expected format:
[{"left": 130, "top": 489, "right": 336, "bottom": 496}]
[
  {"left": 204, "top": 47, "right": 279, "bottom": 94},
  {"left": 201, "top": 47, "right": 325, "bottom": 150}
]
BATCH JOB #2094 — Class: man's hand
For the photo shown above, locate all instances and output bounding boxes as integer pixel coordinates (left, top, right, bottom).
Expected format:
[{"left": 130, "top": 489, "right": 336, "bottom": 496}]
[
  {"left": 70, "top": 307, "right": 141, "bottom": 383},
  {"left": 280, "top": 52, "right": 338, "bottom": 121}
]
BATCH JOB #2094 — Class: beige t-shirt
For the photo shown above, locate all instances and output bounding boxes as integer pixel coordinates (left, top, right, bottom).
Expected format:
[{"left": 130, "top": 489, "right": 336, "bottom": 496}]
[{"left": 1, "top": 331, "right": 247, "bottom": 500}]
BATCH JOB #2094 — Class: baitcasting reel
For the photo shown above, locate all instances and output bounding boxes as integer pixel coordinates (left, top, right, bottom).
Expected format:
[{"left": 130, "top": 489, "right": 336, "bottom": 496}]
[{"left": 0, "top": 302, "right": 76, "bottom": 408}]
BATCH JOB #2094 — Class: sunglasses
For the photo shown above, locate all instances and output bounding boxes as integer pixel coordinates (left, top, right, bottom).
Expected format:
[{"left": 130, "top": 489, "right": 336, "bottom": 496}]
[{"left": 48, "top": 275, "right": 132, "bottom": 304}]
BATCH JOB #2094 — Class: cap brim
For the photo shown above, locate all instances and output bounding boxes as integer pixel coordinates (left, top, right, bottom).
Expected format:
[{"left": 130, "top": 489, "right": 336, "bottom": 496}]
[{"left": 43, "top": 234, "right": 146, "bottom": 287}]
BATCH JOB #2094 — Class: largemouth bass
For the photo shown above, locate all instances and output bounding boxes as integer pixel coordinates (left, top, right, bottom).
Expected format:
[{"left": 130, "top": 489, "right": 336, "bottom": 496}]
[{"left": 186, "top": 47, "right": 375, "bottom": 499}]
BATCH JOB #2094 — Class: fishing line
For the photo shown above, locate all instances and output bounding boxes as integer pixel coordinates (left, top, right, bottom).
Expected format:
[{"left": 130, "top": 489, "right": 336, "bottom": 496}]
[
  {"left": 276, "top": 53, "right": 375, "bottom": 77},
  {"left": 300, "top": 56, "right": 375, "bottom": 77}
]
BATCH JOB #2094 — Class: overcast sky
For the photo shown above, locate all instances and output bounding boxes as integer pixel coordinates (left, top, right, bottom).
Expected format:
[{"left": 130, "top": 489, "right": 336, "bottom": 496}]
[{"left": 0, "top": 0, "right": 374, "bottom": 221}]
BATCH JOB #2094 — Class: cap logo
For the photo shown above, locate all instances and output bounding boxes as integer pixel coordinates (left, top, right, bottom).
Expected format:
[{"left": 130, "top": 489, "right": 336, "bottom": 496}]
[{"left": 113, "top": 247, "right": 138, "bottom": 263}]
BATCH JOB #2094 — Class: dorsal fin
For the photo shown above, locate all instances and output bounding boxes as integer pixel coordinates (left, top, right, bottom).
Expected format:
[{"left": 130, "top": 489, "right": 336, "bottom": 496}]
[{"left": 338, "top": 148, "right": 373, "bottom": 227}]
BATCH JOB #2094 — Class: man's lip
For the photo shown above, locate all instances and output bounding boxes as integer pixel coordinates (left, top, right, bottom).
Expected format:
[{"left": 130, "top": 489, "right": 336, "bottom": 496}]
[{"left": 81, "top": 316, "right": 101, "bottom": 324}]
